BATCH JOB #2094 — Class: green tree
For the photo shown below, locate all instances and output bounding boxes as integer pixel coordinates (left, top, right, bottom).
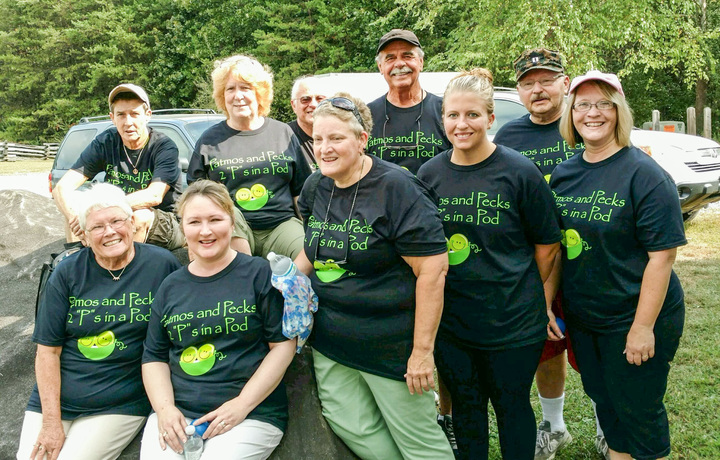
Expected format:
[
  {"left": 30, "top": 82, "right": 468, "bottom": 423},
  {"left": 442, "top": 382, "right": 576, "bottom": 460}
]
[
  {"left": 391, "top": 0, "right": 719, "bottom": 136},
  {"left": 0, "top": 0, "right": 164, "bottom": 142},
  {"left": 250, "top": 0, "right": 393, "bottom": 121}
]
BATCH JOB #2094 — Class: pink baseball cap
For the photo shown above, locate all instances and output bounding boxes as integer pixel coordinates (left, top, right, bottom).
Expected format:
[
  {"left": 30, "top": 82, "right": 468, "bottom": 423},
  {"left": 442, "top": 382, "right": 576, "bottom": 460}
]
[{"left": 568, "top": 70, "right": 624, "bottom": 97}]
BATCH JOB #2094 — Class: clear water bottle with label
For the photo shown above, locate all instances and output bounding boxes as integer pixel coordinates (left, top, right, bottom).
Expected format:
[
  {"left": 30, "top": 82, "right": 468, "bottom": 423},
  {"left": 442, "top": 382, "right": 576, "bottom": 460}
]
[
  {"left": 183, "top": 424, "right": 203, "bottom": 460},
  {"left": 267, "top": 252, "right": 318, "bottom": 352}
]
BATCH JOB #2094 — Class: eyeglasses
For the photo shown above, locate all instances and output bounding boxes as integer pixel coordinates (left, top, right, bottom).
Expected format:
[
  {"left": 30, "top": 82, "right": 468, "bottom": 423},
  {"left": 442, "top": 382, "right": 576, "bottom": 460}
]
[
  {"left": 297, "top": 95, "right": 326, "bottom": 105},
  {"left": 86, "top": 216, "right": 130, "bottom": 235},
  {"left": 313, "top": 259, "right": 346, "bottom": 271},
  {"left": 313, "top": 172, "right": 361, "bottom": 272},
  {"left": 381, "top": 96, "right": 423, "bottom": 155},
  {"left": 518, "top": 74, "right": 565, "bottom": 90},
  {"left": 572, "top": 100, "right": 615, "bottom": 112},
  {"left": 318, "top": 97, "right": 366, "bottom": 130}
]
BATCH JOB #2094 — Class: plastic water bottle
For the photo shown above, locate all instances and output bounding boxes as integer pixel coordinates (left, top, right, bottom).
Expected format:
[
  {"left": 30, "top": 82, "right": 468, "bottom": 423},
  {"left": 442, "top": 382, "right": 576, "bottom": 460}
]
[
  {"left": 267, "top": 252, "right": 318, "bottom": 353},
  {"left": 267, "top": 251, "right": 297, "bottom": 278},
  {"left": 183, "top": 424, "right": 203, "bottom": 460},
  {"left": 190, "top": 419, "right": 209, "bottom": 437}
]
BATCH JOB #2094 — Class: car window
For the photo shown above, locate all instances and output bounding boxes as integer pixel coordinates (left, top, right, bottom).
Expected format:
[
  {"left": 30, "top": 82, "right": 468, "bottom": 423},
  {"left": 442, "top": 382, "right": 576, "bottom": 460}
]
[
  {"left": 490, "top": 98, "right": 528, "bottom": 136},
  {"left": 185, "top": 119, "right": 223, "bottom": 143},
  {"left": 152, "top": 126, "right": 192, "bottom": 169},
  {"left": 55, "top": 128, "right": 99, "bottom": 169}
]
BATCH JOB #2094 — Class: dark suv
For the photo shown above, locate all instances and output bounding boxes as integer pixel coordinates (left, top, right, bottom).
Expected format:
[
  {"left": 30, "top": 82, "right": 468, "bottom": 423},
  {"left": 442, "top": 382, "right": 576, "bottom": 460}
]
[{"left": 49, "top": 109, "right": 226, "bottom": 193}]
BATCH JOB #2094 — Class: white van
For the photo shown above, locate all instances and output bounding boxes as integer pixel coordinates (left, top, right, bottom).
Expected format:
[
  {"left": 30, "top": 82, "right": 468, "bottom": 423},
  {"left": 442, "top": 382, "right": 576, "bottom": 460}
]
[{"left": 316, "top": 72, "right": 720, "bottom": 220}]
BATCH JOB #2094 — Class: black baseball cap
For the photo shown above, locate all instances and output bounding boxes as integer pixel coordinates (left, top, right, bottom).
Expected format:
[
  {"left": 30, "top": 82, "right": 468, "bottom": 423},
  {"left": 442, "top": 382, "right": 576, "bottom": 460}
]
[{"left": 377, "top": 29, "right": 422, "bottom": 53}]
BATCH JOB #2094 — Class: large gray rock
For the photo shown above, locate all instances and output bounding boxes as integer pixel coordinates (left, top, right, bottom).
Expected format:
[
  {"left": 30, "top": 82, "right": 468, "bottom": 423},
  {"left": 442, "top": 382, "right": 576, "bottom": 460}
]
[
  {"left": 0, "top": 190, "right": 357, "bottom": 459},
  {"left": 270, "top": 347, "right": 358, "bottom": 459}
]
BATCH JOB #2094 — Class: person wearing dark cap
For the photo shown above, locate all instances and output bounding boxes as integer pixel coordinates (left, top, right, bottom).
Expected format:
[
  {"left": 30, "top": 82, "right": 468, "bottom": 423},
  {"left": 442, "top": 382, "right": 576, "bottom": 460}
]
[
  {"left": 53, "top": 83, "right": 185, "bottom": 251},
  {"left": 494, "top": 48, "right": 588, "bottom": 460},
  {"left": 367, "top": 29, "right": 451, "bottom": 174},
  {"left": 552, "top": 70, "right": 685, "bottom": 460}
]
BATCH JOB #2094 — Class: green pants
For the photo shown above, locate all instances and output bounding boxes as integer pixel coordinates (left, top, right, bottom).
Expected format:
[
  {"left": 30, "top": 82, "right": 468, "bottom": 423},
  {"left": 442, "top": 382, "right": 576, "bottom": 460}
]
[
  {"left": 233, "top": 208, "right": 304, "bottom": 259},
  {"left": 313, "top": 349, "right": 454, "bottom": 460}
]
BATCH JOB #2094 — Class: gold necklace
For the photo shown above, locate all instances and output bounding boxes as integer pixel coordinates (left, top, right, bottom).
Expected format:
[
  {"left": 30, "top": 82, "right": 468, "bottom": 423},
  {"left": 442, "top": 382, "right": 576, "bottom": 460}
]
[
  {"left": 107, "top": 265, "right": 128, "bottom": 281},
  {"left": 123, "top": 139, "right": 148, "bottom": 175}
]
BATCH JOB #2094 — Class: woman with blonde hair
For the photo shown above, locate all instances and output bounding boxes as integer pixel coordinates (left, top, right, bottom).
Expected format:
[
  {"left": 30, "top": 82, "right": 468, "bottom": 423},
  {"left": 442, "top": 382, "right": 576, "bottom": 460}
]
[
  {"left": 188, "top": 55, "right": 311, "bottom": 259},
  {"left": 141, "top": 179, "right": 295, "bottom": 459},
  {"left": 417, "top": 69, "right": 561, "bottom": 459},
  {"left": 552, "top": 70, "right": 685, "bottom": 460}
]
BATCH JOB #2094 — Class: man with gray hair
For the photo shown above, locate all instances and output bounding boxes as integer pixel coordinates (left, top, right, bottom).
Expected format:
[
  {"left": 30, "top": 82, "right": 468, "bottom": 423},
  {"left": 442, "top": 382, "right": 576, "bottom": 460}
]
[
  {"left": 53, "top": 83, "right": 184, "bottom": 251},
  {"left": 288, "top": 75, "right": 327, "bottom": 171},
  {"left": 367, "top": 29, "right": 450, "bottom": 174},
  {"left": 494, "top": 48, "right": 608, "bottom": 460}
]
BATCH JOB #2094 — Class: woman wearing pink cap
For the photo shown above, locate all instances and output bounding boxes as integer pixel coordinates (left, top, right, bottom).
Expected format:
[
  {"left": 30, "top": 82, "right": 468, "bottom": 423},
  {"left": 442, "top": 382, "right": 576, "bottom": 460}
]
[{"left": 551, "top": 70, "right": 686, "bottom": 460}]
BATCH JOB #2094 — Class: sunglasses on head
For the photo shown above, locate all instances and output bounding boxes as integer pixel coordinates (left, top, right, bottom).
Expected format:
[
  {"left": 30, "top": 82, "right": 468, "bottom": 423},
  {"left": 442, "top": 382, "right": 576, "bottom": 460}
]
[{"left": 318, "top": 97, "right": 366, "bottom": 130}]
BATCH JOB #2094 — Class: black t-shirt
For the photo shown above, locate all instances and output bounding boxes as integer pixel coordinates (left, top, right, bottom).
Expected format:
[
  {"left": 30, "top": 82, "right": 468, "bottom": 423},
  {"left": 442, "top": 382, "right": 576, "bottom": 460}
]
[
  {"left": 188, "top": 118, "right": 312, "bottom": 230},
  {"left": 298, "top": 156, "right": 447, "bottom": 380},
  {"left": 418, "top": 146, "right": 562, "bottom": 349},
  {"left": 549, "top": 146, "right": 686, "bottom": 333},
  {"left": 287, "top": 120, "right": 317, "bottom": 172},
  {"left": 143, "top": 253, "right": 289, "bottom": 432},
  {"left": 493, "top": 114, "right": 585, "bottom": 178},
  {"left": 367, "top": 93, "right": 451, "bottom": 174},
  {"left": 72, "top": 128, "right": 182, "bottom": 212},
  {"left": 27, "top": 244, "right": 181, "bottom": 419}
]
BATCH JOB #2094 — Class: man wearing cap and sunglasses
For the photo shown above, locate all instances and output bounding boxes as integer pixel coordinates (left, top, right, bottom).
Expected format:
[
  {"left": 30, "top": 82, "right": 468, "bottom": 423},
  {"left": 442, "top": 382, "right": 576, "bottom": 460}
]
[
  {"left": 288, "top": 75, "right": 328, "bottom": 171},
  {"left": 53, "top": 83, "right": 185, "bottom": 251},
  {"left": 494, "top": 49, "right": 608, "bottom": 460},
  {"left": 367, "top": 29, "right": 451, "bottom": 174}
]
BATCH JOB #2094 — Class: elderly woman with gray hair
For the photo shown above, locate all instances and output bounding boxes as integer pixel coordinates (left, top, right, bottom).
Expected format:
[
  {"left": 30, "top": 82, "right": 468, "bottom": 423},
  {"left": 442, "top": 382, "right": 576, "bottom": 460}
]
[{"left": 16, "top": 183, "right": 180, "bottom": 460}]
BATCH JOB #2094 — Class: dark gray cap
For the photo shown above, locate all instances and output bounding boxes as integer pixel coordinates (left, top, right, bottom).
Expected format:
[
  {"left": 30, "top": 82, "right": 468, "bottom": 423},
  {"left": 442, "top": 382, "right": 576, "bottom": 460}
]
[{"left": 377, "top": 29, "right": 421, "bottom": 53}]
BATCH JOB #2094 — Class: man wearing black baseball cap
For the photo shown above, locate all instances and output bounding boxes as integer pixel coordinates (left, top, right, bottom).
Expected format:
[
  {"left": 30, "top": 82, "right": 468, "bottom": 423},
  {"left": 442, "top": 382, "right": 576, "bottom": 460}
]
[
  {"left": 53, "top": 83, "right": 185, "bottom": 251},
  {"left": 366, "top": 29, "right": 450, "bottom": 174}
]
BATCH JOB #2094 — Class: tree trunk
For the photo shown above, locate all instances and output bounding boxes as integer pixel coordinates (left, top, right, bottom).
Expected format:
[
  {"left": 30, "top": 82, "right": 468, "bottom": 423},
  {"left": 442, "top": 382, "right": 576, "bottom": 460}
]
[{"left": 695, "top": 77, "right": 708, "bottom": 132}]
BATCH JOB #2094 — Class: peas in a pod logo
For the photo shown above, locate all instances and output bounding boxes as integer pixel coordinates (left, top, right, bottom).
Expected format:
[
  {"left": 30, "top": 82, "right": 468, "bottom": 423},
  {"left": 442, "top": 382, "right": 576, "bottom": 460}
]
[
  {"left": 447, "top": 233, "right": 471, "bottom": 265},
  {"left": 78, "top": 331, "right": 116, "bottom": 360},
  {"left": 313, "top": 259, "right": 346, "bottom": 283},
  {"left": 179, "top": 343, "right": 217, "bottom": 376},
  {"left": 561, "top": 228, "right": 590, "bottom": 260},
  {"left": 236, "top": 184, "right": 269, "bottom": 210}
]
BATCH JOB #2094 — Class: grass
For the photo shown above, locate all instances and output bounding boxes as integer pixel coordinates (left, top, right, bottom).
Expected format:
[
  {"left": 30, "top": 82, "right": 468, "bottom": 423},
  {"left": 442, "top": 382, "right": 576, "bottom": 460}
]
[
  {"left": 0, "top": 158, "right": 53, "bottom": 175},
  {"left": 485, "top": 207, "right": 720, "bottom": 459}
]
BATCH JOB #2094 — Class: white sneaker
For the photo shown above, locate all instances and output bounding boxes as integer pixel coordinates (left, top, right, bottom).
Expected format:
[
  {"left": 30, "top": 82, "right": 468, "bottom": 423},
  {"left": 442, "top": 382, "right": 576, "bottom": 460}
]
[
  {"left": 595, "top": 435, "right": 610, "bottom": 460},
  {"left": 534, "top": 420, "right": 572, "bottom": 460}
]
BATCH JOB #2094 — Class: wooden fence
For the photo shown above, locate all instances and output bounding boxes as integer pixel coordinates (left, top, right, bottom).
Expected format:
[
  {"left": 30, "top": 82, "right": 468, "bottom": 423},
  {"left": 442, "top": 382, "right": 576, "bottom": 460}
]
[
  {"left": 0, "top": 142, "right": 58, "bottom": 161},
  {"left": 644, "top": 107, "right": 713, "bottom": 138}
]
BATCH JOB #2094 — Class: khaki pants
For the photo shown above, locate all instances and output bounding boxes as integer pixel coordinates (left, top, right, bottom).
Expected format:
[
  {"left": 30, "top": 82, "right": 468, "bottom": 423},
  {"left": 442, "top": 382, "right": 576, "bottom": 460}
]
[
  {"left": 313, "top": 349, "right": 455, "bottom": 460},
  {"left": 232, "top": 210, "right": 304, "bottom": 259},
  {"left": 140, "top": 413, "right": 282, "bottom": 460},
  {"left": 17, "top": 411, "right": 146, "bottom": 460}
]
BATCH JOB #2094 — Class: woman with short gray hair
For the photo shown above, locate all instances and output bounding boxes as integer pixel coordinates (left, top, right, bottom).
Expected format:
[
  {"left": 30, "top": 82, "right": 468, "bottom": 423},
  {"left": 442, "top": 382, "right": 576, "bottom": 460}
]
[{"left": 17, "top": 183, "right": 180, "bottom": 460}]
